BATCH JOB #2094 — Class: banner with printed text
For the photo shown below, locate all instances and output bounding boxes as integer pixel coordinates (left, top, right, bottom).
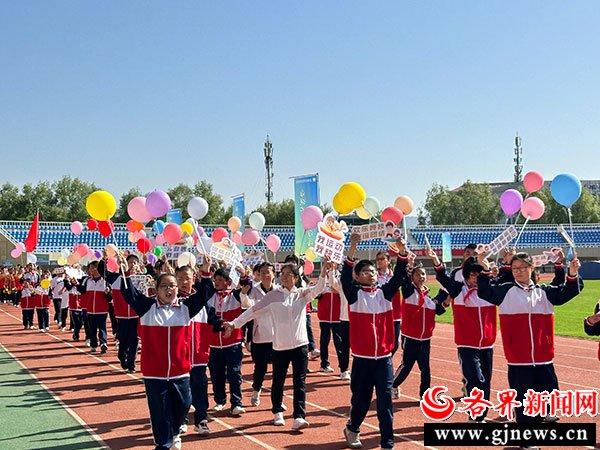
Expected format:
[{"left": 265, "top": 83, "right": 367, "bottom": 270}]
[{"left": 294, "top": 174, "right": 320, "bottom": 256}]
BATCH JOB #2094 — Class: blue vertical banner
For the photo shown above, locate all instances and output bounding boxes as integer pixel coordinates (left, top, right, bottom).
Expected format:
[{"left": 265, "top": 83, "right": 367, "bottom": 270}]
[
  {"left": 166, "top": 208, "right": 182, "bottom": 224},
  {"left": 293, "top": 174, "right": 320, "bottom": 256},
  {"left": 232, "top": 194, "right": 245, "bottom": 230},
  {"left": 441, "top": 232, "right": 452, "bottom": 263}
]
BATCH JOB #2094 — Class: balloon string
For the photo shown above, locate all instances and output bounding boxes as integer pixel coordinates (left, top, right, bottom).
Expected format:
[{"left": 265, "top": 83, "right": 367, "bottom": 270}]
[
  {"left": 192, "top": 221, "right": 208, "bottom": 257},
  {"left": 110, "top": 229, "right": 128, "bottom": 289},
  {"left": 513, "top": 217, "right": 530, "bottom": 250},
  {"left": 566, "top": 207, "right": 581, "bottom": 294},
  {"left": 495, "top": 217, "right": 509, "bottom": 266}
]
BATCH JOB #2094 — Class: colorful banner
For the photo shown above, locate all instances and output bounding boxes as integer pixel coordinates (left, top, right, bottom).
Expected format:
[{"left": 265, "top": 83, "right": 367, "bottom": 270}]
[
  {"left": 166, "top": 208, "right": 182, "bottom": 224},
  {"left": 441, "top": 232, "right": 452, "bottom": 263},
  {"left": 232, "top": 194, "right": 245, "bottom": 231},
  {"left": 293, "top": 174, "right": 320, "bottom": 255}
]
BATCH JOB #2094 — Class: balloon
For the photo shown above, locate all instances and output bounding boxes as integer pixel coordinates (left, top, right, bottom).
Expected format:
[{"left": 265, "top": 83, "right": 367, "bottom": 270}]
[
  {"left": 303, "top": 260, "right": 314, "bottom": 275},
  {"left": 152, "top": 220, "right": 166, "bottom": 234},
  {"left": 146, "top": 254, "right": 158, "bottom": 265},
  {"left": 139, "top": 230, "right": 147, "bottom": 239},
  {"left": 232, "top": 231, "right": 242, "bottom": 245},
  {"left": 136, "top": 238, "right": 151, "bottom": 253},
  {"left": 70, "top": 221, "right": 83, "bottom": 235},
  {"left": 332, "top": 192, "right": 354, "bottom": 215},
  {"left": 106, "top": 257, "right": 120, "bottom": 273},
  {"left": 265, "top": 234, "right": 281, "bottom": 253},
  {"left": 337, "top": 182, "right": 366, "bottom": 210},
  {"left": 145, "top": 190, "right": 171, "bottom": 218},
  {"left": 363, "top": 197, "right": 381, "bottom": 217},
  {"left": 57, "top": 257, "right": 67, "bottom": 266},
  {"left": 500, "top": 189, "right": 523, "bottom": 216},
  {"left": 177, "top": 252, "right": 197, "bottom": 268},
  {"left": 523, "top": 171, "right": 544, "bottom": 194},
  {"left": 93, "top": 250, "right": 103, "bottom": 259},
  {"left": 521, "top": 197, "right": 545, "bottom": 221},
  {"left": 241, "top": 229, "right": 260, "bottom": 246},
  {"left": 86, "top": 190, "right": 117, "bottom": 221},
  {"left": 27, "top": 253, "right": 37, "bottom": 265},
  {"left": 227, "top": 216, "right": 242, "bottom": 233},
  {"left": 98, "top": 220, "right": 114, "bottom": 237},
  {"left": 381, "top": 206, "right": 404, "bottom": 224},
  {"left": 187, "top": 197, "right": 209, "bottom": 220},
  {"left": 355, "top": 206, "right": 371, "bottom": 220},
  {"left": 196, "top": 226, "right": 205, "bottom": 236},
  {"left": 199, "top": 236, "right": 213, "bottom": 255},
  {"left": 126, "top": 219, "right": 144, "bottom": 232},
  {"left": 40, "top": 278, "right": 51, "bottom": 289},
  {"left": 155, "top": 234, "right": 165, "bottom": 245},
  {"left": 248, "top": 212, "right": 266, "bottom": 231},
  {"left": 551, "top": 173, "right": 582, "bottom": 208},
  {"left": 163, "top": 223, "right": 183, "bottom": 245},
  {"left": 181, "top": 222, "right": 194, "bottom": 235},
  {"left": 128, "top": 196, "right": 153, "bottom": 223},
  {"left": 87, "top": 219, "right": 98, "bottom": 231},
  {"left": 305, "top": 247, "right": 317, "bottom": 262},
  {"left": 105, "top": 244, "right": 118, "bottom": 258},
  {"left": 186, "top": 217, "right": 197, "bottom": 227},
  {"left": 75, "top": 244, "right": 89, "bottom": 257},
  {"left": 16, "top": 242, "right": 26, "bottom": 252},
  {"left": 60, "top": 248, "right": 71, "bottom": 258},
  {"left": 211, "top": 227, "right": 228, "bottom": 243},
  {"left": 301, "top": 206, "right": 324, "bottom": 230},
  {"left": 184, "top": 236, "right": 194, "bottom": 247},
  {"left": 127, "top": 232, "right": 137, "bottom": 243},
  {"left": 10, "top": 248, "right": 21, "bottom": 258},
  {"left": 153, "top": 246, "right": 164, "bottom": 257},
  {"left": 394, "top": 196, "right": 414, "bottom": 215}
]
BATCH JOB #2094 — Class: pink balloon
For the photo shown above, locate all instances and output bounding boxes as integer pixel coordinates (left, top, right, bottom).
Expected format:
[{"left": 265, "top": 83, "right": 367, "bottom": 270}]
[
  {"left": 106, "top": 257, "right": 120, "bottom": 273},
  {"left": 381, "top": 206, "right": 404, "bottom": 224},
  {"left": 155, "top": 234, "right": 165, "bottom": 245},
  {"left": 70, "top": 221, "right": 83, "bottom": 235},
  {"left": 163, "top": 223, "right": 183, "bottom": 245},
  {"left": 303, "top": 260, "right": 314, "bottom": 275},
  {"left": 16, "top": 242, "right": 26, "bottom": 252},
  {"left": 128, "top": 196, "right": 153, "bottom": 223},
  {"left": 521, "top": 197, "right": 545, "bottom": 221},
  {"left": 10, "top": 248, "right": 22, "bottom": 258},
  {"left": 241, "top": 229, "right": 260, "bottom": 246},
  {"left": 301, "top": 206, "right": 324, "bottom": 230},
  {"left": 232, "top": 231, "right": 243, "bottom": 245},
  {"left": 265, "top": 234, "right": 281, "bottom": 253},
  {"left": 212, "top": 227, "right": 228, "bottom": 243},
  {"left": 146, "top": 190, "right": 172, "bottom": 218},
  {"left": 523, "top": 171, "right": 544, "bottom": 194},
  {"left": 75, "top": 244, "right": 89, "bottom": 257}
]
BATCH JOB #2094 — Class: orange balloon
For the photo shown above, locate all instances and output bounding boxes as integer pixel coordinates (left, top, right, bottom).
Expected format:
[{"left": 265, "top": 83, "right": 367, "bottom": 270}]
[{"left": 394, "top": 195, "right": 414, "bottom": 215}]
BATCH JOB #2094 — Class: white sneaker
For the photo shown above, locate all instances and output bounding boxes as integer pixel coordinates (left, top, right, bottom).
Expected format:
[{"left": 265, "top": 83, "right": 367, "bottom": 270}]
[
  {"left": 251, "top": 390, "right": 261, "bottom": 406},
  {"left": 344, "top": 427, "right": 363, "bottom": 449},
  {"left": 319, "top": 365, "right": 334, "bottom": 373},
  {"left": 392, "top": 386, "right": 401, "bottom": 399},
  {"left": 179, "top": 423, "right": 188, "bottom": 434},
  {"left": 231, "top": 406, "right": 246, "bottom": 416},
  {"left": 273, "top": 412, "right": 285, "bottom": 426},
  {"left": 213, "top": 403, "right": 225, "bottom": 412},
  {"left": 308, "top": 349, "right": 320, "bottom": 360},
  {"left": 291, "top": 418, "right": 309, "bottom": 431},
  {"left": 189, "top": 405, "right": 196, "bottom": 413},
  {"left": 194, "top": 420, "right": 210, "bottom": 436},
  {"left": 171, "top": 434, "right": 182, "bottom": 450},
  {"left": 340, "top": 371, "right": 351, "bottom": 381},
  {"left": 281, "top": 403, "right": 287, "bottom": 411},
  {"left": 86, "top": 339, "right": 91, "bottom": 347},
  {"left": 45, "top": 327, "right": 50, "bottom": 331}
]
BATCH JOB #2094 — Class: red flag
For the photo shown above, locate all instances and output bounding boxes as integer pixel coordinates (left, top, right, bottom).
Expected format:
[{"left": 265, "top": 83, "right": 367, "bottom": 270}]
[{"left": 24, "top": 212, "right": 39, "bottom": 253}]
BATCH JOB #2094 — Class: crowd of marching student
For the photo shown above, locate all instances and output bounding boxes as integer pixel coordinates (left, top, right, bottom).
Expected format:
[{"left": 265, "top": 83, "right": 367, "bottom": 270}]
[{"left": 0, "top": 232, "right": 588, "bottom": 450}]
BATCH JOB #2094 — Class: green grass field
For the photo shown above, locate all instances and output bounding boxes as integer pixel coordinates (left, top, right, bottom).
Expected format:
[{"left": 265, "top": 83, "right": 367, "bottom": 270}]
[{"left": 432, "top": 279, "right": 600, "bottom": 339}]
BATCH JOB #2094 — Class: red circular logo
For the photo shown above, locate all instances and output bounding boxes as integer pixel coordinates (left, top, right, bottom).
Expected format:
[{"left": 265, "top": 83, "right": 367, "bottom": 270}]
[{"left": 420, "top": 386, "right": 456, "bottom": 421}]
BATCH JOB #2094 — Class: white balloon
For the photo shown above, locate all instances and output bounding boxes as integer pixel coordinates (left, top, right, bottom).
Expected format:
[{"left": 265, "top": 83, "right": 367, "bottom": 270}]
[
  {"left": 197, "top": 236, "right": 213, "bottom": 255},
  {"left": 177, "top": 251, "right": 197, "bottom": 268},
  {"left": 26, "top": 253, "right": 37, "bottom": 264},
  {"left": 364, "top": 196, "right": 381, "bottom": 217},
  {"left": 248, "top": 211, "right": 266, "bottom": 231},
  {"left": 187, "top": 197, "right": 209, "bottom": 220},
  {"left": 184, "top": 236, "right": 194, "bottom": 247},
  {"left": 61, "top": 248, "right": 71, "bottom": 258}
]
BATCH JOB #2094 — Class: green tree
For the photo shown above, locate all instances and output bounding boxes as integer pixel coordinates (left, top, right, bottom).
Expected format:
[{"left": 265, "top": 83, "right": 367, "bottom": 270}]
[
  {"left": 255, "top": 199, "right": 295, "bottom": 225},
  {"left": 535, "top": 187, "right": 600, "bottom": 224},
  {"left": 168, "top": 184, "right": 194, "bottom": 213},
  {"left": 49, "top": 176, "right": 98, "bottom": 221},
  {"left": 192, "top": 181, "right": 227, "bottom": 224},
  {"left": 114, "top": 187, "right": 143, "bottom": 223},
  {"left": 0, "top": 183, "right": 21, "bottom": 220}
]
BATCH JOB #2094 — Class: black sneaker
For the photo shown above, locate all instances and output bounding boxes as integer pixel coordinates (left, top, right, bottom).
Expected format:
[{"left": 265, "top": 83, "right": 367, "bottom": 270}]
[{"left": 100, "top": 344, "right": 108, "bottom": 354}]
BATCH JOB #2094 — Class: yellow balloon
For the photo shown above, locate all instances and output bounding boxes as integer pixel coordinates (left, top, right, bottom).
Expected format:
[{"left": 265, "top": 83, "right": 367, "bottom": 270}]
[
  {"left": 86, "top": 190, "right": 117, "bottom": 221},
  {"left": 356, "top": 206, "right": 371, "bottom": 220},
  {"left": 57, "top": 257, "right": 67, "bottom": 266},
  {"left": 338, "top": 182, "right": 366, "bottom": 210},
  {"left": 181, "top": 222, "right": 194, "bottom": 235},
  {"left": 227, "top": 216, "right": 241, "bottom": 233},
  {"left": 40, "top": 279, "right": 51, "bottom": 289},
  {"left": 332, "top": 192, "right": 354, "bottom": 215},
  {"left": 305, "top": 247, "right": 317, "bottom": 262}
]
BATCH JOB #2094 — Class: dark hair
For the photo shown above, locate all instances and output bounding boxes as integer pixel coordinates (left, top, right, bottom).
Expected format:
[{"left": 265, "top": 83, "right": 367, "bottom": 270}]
[
  {"left": 156, "top": 273, "right": 176, "bottom": 287},
  {"left": 175, "top": 265, "right": 194, "bottom": 275},
  {"left": 281, "top": 263, "right": 300, "bottom": 278},
  {"left": 284, "top": 254, "right": 300, "bottom": 265},
  {"left": 214, "top": 268, "right": 231, "bottom": 281},
  {"left": 465, "top": 244, "right": 477, "bottom": 250},
  {"left": 257, "top": 262, "right": 275, "bottom": 273},
  {"left": 510, "top": 252, "right": 539, "bottom": 284},
  {"left": 462, "top": 257, "right": 484, "bottom": 280},
  {"left": 375, "top": 251, "right": 389, "bottom": 260},
  {"left": 354, "top": 259, "right": 375, "bottom": 275},
  {"left": 252, "top": 264, "right": 261, "bottom": 274},
  {"left": 126, "top": 254, "right": 139, "bottom": 262},
  {"left": 88, "top": 261, "right": 99, "bottom": 269}
]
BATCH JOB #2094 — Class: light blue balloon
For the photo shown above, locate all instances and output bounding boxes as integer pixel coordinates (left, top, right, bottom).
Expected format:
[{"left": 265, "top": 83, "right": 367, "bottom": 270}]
[
  {"left": 153, "top": 219, "right": 166, "bottom": 233},
  {"left": 550, "top": 173, "right": 581, "bottom": 208}
]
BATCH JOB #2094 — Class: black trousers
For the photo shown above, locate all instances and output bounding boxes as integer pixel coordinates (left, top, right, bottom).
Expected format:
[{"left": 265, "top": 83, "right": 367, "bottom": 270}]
[
  {"left": 71, "top": 310, "right": 83, "bottom": 339},
  {"left": 458, "top": 347, "right": 493, "bottom": 408},
  {"left": 60, "top": 307, "right": 68, "bottom": 329},
  {"left": 117, "top": 318, "right": 139, "bottom": 370},
  {"left": 22, "top": 309, "right": 34, "bottom": 327},
  {"left": 348, "top": 356, "right": 394, "bottom": 449},
  {"left": 319, "top": 322, "right": 343, "bottom": 370},
  {"left": 36, "top": 308, "right": 49, "bottom": 329},
  {"left": 251, "top": 342, "right": 272, "bottom": 392},
  {"left": 208, "top": 344, "right": 243, "bottom": 408},
  {"left": 392, "top": 336, "right": 431, "bottom": 397},
  {"left": 306, "top": 314, "right": 316, "bottom": 352},
  {"left": 88, "top": 313, "right": 108, "bottom": 349},
  {"left": 53, "top": 298, "right": 61, "bottom": 322},
  {"left": 271, "top": 345, "right": 308, "bottom": 418},
  {"left": 508, "top": 363, "right": 559, "bottom": 424},
  {"left": 190, "top": 365, "right": 209, "bottom": 425},
  {"left": 392, "top": 321, "right": 401, "bottom": 355},
  {"left": 339, "top": 320, "right": 350, "bottom": 372}
]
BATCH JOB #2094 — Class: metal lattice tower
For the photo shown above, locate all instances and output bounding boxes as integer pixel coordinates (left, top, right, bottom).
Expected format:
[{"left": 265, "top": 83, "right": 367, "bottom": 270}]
[
  {"left": 513, "top": 133, "right": 523, "bottom": 182},
  {"left": 264, "top": 135, "right": 274, "bottom": 203}
]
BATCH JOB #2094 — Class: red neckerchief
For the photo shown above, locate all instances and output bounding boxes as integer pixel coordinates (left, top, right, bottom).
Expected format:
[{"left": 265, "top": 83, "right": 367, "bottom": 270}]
[
  {"left": 157, "top": 298, "right": 180, "bottom": 308},
  {"left": 463, "top": 286, "right": 478, "bottom": 305},
  {"left": 217, "top": 289, "right": 232, "bottom": 300},
  {"left": 414, "top": 285, "right": 429, "bottom": 307},
  {"left": 360, "top": 285, "right": 378, "bottom": 293}
]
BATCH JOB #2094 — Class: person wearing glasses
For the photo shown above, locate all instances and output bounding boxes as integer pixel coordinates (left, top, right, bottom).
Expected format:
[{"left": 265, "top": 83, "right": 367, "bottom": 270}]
[{"left": 476, "top": 250, "right": 583, "bottom": 426}]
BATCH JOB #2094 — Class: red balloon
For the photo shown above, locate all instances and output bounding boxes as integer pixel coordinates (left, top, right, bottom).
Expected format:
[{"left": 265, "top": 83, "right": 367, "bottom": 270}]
[
  {"left": 211, "top": 227, "right": 228, "bottom": 243},
  {"left": 98, "top": 220, "right": 114, "bottom": 237},
  {"left": 381, "top": 206, "right": 404, "bottom": 225},
  {"left": 87, "top": 218, "right": 98, "bottom": 231},
  {"left": 136, "top": 237, "right": 151, "bottom": 253},
  {"left": 126, "top": 219, "right": 144, "bottom": 232},
  {"left": 163, "top": 223, "right": 183, "bottom": 245}
]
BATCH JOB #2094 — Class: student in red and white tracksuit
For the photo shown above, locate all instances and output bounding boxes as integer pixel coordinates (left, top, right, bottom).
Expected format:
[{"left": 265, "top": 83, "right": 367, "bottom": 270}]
[
  {"left": 340, "top": 234, "right": 404, "bottom": 450},
  {"left": 316, "top": 275, "right": 345, "bottom": 374},
  {"left": 329, "top": 271, "right": 351, "bottom": 380},
  {"left": 392, "top": 256, "right": 447, "bottom": 398},
  {"left": 477, "top": 251, "right": 583, "bottom": 424},
  {"left": 376, "top": 252, "right": 403, "bottom": 355},
  {"left": 20, "top": 284, "right": 35, "bottom": 329},
  {"left": 67, "top": 284, "right": 83, "bottom": 341},
  {"left": 35, "top": 282, "right": 51, "bottom": 331},
  {"left": 121, "top": 270, "right": 210, "bottom": 450}
]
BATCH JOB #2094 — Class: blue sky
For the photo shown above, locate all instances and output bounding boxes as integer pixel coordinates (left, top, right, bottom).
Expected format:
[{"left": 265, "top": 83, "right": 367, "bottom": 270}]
[{"left": 1, "top": 1, "right": 599, "bottom": 215}]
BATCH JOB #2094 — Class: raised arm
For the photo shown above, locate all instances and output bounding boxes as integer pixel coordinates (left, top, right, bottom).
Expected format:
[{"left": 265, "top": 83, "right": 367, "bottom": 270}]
[
  {"left": 341, "top": 232, "right": 361, "bottom": 305},
  {"left": 433, "top": 263, "right": 463, "bottom": 298},
  {"left": 584, "top": 302, "right": 600, "bottom": 336},
  {"left": 545, "top": 258, "right": 583, "bottom": 306},
  {"left": 299, "top": 262, "right": 330, "bottom": 304},
  {"left": 120, "top": 277, "right": 154, "bottom": 317},
  {"left": 388, "top": 255, "right": 415, "bottom": 300}
]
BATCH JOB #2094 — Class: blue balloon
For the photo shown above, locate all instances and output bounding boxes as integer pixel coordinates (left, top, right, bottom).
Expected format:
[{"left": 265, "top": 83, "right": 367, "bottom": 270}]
[
  {"left": 153, "top": 219, "right": 166, "bottom": 233},
  {"left": 550, "top": 173, "right": 581, "bottom": 208}
]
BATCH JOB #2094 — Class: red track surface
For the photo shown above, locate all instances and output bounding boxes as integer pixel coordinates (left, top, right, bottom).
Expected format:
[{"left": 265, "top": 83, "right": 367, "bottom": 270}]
[{"left": 1, "top": 303, "right": 598, "bottom": 449}]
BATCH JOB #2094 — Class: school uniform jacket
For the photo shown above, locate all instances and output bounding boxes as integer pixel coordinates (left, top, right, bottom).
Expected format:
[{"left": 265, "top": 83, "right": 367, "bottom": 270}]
[
  {"left": 69, "top": 277, "right": 109, "bottom": 314},
  {"left": 317, "top": 284, "right": 341, "bottom": 323},
  {"left": 239, "top": 283, "right": 279, "bottom": 344},
  {"left": 182, "top": 289, "right": 222, "bottom": 368},
  {"left": 121, "top": 279, "right": 208, "bottom": 379},
  {"left": 477, "top": 270, "right": 583, "bottom": 365},
  {"left": 20, "top": 288, "right": 34, "bottom": 310},
  {"left": 68, "top": 287, "right": 82, "bottom": 311},
  {"left": 377, "top": 269, "right": 402, "bottom": 322},
  {"left": 105, "top": 270, "right": 138, "bottom": 319}
]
